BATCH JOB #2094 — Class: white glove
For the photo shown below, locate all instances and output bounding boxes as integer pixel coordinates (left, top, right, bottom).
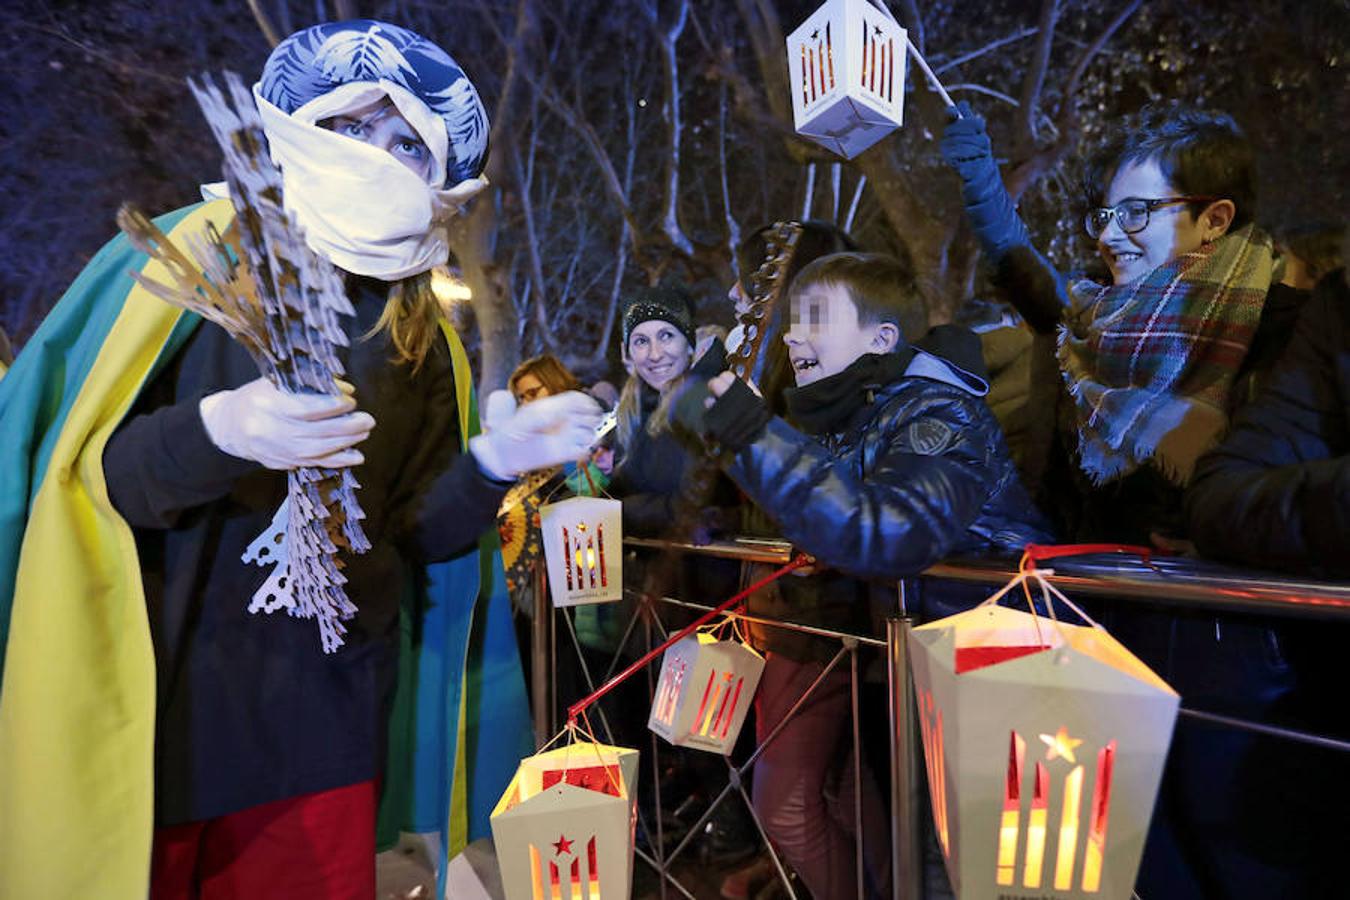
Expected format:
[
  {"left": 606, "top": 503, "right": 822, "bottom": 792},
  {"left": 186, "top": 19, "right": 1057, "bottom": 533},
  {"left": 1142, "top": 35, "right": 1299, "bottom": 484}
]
[
  {"left": 469, "top": 389, "right": 604, "bottom": 481},
  {"left": 199, "top": 377, "right": 375, "bottom": 469}
]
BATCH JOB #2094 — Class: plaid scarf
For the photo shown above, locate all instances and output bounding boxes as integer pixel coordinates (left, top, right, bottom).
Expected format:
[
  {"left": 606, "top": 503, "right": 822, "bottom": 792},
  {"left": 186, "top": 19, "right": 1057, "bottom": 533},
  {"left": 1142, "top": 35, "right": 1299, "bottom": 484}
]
[{"left": 1059, "top": 224, "right": 1273, "bottom": 486}]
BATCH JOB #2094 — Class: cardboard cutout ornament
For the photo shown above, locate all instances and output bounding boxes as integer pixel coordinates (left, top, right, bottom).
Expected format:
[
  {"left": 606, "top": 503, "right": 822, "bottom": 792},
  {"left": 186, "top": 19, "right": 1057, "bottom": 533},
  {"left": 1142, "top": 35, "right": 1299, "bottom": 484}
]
[
  {"left": 539, "top": 496, "right": 622, "bottom": 607},
  {"left": 648, "top": 619, "right": 765, "bottom": 754},
  {"left": 786, "top": 0, "right": 909, "bottom": 158},
  {"left": 907, "top": 567, "right": 1179, "bottom": 899},
  {"left": 491, "top": 738, "right": 640, "bottom": 900}
]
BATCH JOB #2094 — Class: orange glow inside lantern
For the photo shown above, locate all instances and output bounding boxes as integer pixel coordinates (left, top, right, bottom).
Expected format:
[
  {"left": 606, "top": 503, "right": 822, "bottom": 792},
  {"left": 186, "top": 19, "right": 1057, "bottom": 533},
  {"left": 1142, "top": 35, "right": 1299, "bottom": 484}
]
[
  {"left": 909, "top": 599, "right": 1177, "bottom": 899},
  {"left": 786, "top": 0, "right": 909, "bottom": 158},
  {"left": 648, "top": 631, "right": 764, "bottom": 754},
  {"left": 540, "top": 498, "right": 621, "bottom": 607},
  {"left": 491, "top": 742, "right": 638, "bottom": 900}
]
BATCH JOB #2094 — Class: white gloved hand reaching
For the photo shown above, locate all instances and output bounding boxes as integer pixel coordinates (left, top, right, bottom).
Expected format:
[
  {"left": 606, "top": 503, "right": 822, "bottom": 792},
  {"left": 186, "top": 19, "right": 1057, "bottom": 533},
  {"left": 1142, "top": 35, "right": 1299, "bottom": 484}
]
[
  {"left": 199, "top": 376, "right": 375, "bottom": 469},
  {"left": 470, "top": 389, "right": 604, "bottom": 481}
]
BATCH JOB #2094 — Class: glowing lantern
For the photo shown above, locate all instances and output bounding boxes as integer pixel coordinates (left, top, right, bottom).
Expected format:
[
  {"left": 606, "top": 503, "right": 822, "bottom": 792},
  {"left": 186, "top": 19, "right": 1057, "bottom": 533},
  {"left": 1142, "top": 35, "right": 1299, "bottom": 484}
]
[
  {"left": 539, "top": 497, "right": 622, "bottom": 607},
  {"left": 647, "top": 626, "right": 765, "bottom": 755},
  {"left": 490, "top": 740, "right": 640, "bottom": 900},
  {"left": 785, "top": 0, "right": 909, "bottom": 158},
  {"left": 907, "top": 575, "right": 1179, "bottom": 899}
]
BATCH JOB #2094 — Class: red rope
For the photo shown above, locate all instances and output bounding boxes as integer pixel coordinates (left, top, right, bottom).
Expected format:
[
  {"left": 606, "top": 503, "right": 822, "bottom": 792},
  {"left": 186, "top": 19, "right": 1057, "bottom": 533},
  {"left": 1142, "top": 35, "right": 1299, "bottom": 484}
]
[
  {"left": 1022, "top": 542, "right": 1157, "bottom": 566},
  {"left": 566, "top": 553, "right": 813, "bottom": 727}
]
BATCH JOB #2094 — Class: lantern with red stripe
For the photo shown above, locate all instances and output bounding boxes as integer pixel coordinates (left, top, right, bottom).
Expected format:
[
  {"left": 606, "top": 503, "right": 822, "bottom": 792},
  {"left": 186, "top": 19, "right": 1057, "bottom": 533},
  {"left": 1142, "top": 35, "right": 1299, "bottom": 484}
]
[
  {"left": 539, "top": 496, "right": 622, "bottom": 607},
  {"left": 907, "top": 570, "right": 1178, "bottom": 899},
  {"left": 647, "top": 621, "right": 764, "bottom": 755},
  {"left": 491, "top": 739, "right": 640, "bottom": 900},
  {"left": 786, "top": 0, "right": 908, "bottom": 158}
]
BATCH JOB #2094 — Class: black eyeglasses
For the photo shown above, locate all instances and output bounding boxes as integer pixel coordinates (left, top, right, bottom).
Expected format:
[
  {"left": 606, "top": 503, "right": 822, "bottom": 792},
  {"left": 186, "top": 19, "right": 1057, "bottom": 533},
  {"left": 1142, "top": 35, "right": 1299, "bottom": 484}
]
[{"left": 1084, "top": 196, "right": 1216, "bottom": 239}]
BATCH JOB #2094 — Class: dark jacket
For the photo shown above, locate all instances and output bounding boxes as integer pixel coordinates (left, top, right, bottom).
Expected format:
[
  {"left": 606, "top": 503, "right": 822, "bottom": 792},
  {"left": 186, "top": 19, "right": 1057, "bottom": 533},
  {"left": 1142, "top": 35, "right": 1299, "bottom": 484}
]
[
  {"left": 103, "top": 277, "right": 507, "bottom": 824},
  {"left": 1187, "top": 271, "right": 1350, "bottom": 575},
  {"left": 682, "top": 339, "right": 1051, "bottom": 658}
]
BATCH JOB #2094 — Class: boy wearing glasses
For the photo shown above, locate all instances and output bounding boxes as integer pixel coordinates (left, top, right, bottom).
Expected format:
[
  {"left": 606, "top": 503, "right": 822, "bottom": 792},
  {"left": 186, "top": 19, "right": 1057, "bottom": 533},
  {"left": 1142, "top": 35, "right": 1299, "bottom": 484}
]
[
  {"left": 941, "top": 100, "right": 1274, "bottom": 544},
  {"left": 943, "top": 104, "right": 1301, "bottom": 898}
]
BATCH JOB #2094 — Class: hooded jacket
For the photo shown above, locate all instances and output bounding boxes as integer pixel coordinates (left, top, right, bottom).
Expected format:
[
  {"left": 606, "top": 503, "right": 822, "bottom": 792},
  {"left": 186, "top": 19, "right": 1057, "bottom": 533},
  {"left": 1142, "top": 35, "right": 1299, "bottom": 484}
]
[{"left": 679, "top": 330, "right": 1051, "bottom": 658}]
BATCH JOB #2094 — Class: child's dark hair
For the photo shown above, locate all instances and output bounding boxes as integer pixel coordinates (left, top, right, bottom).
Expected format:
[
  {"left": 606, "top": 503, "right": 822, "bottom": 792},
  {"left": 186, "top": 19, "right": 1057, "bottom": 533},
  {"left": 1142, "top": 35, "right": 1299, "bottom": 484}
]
[
  {"left": 1085, "top": 102, "right": 1256, "bottom": 230},
  {"left": 789, "top": 250, "right": 928, "bottom": 343}
]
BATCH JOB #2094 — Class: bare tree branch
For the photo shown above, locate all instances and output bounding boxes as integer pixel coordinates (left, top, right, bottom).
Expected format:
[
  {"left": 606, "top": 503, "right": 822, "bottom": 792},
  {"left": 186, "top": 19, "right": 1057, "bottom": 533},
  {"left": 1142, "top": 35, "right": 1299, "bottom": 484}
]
[
  {"left": 935, "top": 27, "right": 1038, "bottom": 75},
  {"left": 652, "top": 0, "right": 694, "bottom": 257},
  {"left": 246, "top": 0, "right": 282, "bottom": 48},
  {"left": 843, "top": 174, "right": 867, "bottom": 233},
  {"left": 1016, "top": 0, "right": 1061, "bottom": 150},
  {"left": 950, "top": 83, "right": 1021, "bottom": 106}
]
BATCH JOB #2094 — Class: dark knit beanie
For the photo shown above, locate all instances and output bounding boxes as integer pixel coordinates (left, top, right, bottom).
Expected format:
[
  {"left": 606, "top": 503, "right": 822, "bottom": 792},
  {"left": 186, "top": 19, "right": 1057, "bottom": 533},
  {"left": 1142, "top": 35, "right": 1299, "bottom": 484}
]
[{"left": 621, "top": 284, "right": 697, "bottom": 349}]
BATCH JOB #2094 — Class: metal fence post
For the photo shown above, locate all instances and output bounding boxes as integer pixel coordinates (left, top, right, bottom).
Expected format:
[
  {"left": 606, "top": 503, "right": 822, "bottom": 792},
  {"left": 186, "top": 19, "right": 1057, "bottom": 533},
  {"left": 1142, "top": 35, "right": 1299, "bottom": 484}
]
[{"left": 888, "top": 610, "right": 923, "bottom": 900}]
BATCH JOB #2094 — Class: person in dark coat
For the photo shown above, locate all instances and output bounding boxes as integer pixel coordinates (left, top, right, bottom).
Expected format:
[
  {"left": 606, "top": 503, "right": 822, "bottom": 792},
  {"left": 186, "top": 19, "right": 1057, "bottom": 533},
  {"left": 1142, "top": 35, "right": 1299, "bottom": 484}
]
[
  {"left": 1179, "top": 268, "right": 1350, "bottom": 896},
  {"left": 677, "top": 250, "right": 1050, "bottom": 900},
  {"left": 5, "top": 20, "right": 603, "bottom": 900}
]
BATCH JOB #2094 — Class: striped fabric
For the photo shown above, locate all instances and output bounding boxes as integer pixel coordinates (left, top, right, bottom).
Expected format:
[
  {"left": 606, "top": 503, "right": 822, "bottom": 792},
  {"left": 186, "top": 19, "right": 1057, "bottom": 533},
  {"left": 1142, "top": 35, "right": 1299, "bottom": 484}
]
[{"left": 1058, "top": 224, "right": 1274, "bottom": 486}]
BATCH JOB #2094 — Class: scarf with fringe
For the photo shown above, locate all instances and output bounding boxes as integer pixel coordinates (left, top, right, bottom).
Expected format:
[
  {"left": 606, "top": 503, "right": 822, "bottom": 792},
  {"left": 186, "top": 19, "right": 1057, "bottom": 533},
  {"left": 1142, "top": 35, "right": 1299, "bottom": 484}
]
[{"left": 1059, "top": 223, "right": 1273, "bottom": 486}]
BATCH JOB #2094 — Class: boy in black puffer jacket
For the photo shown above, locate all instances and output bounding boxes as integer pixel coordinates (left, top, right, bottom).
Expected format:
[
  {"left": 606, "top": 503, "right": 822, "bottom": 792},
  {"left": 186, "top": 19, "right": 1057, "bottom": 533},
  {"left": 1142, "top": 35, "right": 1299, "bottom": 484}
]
[{"left": 675, "top": 250, "right": 1050, "bottom": 900}]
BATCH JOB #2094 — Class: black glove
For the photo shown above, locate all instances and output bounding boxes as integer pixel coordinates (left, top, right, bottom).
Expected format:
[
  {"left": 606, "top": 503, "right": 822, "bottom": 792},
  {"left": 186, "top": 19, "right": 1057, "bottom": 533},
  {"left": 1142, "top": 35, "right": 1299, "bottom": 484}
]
[
  {"left": 704, "top": 377, "right": 772, "bottom": 453},
  {"left": 671, "top": 374, "right": 772, "bottom": 454},
  {"left": 939, "top": 100, "right": 992, "bottom": 179}
]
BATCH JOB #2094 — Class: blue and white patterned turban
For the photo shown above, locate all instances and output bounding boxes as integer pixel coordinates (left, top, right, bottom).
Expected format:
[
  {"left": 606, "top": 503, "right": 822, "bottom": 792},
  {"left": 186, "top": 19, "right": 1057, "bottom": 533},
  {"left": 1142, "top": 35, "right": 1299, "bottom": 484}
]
[{"left": 259, "top": 19, "right": 489, "bottom": 184}]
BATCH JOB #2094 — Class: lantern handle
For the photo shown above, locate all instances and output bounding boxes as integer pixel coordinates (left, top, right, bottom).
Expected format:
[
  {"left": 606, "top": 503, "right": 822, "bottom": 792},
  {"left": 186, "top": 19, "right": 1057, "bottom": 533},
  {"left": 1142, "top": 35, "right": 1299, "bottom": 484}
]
[{"left": 863, "top": 0, "right": 961, "bottom": 113}]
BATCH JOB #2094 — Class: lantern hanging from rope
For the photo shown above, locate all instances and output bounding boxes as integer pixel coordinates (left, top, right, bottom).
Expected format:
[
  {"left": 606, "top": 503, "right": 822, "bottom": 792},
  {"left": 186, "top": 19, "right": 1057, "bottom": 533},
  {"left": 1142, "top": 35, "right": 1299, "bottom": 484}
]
[
  {"left": 786, "top": 0, "right": 909, "bottom": 158},
  {"left": 907, "top": 560, "right": 1179, "bottom": 899},
  {"left": 490, "top": 736, "right": 639, "bottom": 900},
  {"left": 539, "top": 496, "right": 622, "bottom": 607},
  {"left": 647, "top": 617, "right": 765, "bottom": 754}
]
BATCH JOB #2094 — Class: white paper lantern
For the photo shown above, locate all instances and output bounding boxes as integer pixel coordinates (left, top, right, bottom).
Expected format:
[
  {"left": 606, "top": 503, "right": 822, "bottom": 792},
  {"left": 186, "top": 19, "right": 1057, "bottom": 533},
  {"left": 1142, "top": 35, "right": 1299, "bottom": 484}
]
[
  {"left": 907, "top": 586, "right": 1179, "bottom": 899},
  {"left": 490, "top": 741, "right": 640, "bottom": 900},
  {"left": 786, "top": 0, "right": 909, "bottom": 158},
  {"left": 539, "top": 496, "right": 622, "bottom": 607},
  {"left": 647, "top": 631, "right": 765, "bottom": 755}
]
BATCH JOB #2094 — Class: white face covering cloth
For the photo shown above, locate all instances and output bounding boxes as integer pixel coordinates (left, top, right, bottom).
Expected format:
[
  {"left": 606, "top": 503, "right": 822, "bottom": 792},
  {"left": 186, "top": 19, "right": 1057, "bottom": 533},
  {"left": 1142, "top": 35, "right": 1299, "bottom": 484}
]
[{"left": 205, "top": 83, "right": 487, "bottom": 281}]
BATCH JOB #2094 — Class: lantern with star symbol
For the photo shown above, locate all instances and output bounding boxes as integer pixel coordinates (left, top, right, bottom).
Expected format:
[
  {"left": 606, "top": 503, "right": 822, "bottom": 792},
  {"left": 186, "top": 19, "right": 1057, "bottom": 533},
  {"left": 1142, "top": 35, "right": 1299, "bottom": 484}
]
[
  {"left": 785, "top": 0, "right": 909, "bottom": 158},
  {"left": 490, "top": 739, "right": 640, "bottom": 899},
  {"left": 647, "top": 619, "right": 765, "bottom": 754},
  {"left": 539, "top": 496, "right": 623, "bottom": 607},
  {"left": 907, "top": 569, "right": 1179, "bottom": 898}
]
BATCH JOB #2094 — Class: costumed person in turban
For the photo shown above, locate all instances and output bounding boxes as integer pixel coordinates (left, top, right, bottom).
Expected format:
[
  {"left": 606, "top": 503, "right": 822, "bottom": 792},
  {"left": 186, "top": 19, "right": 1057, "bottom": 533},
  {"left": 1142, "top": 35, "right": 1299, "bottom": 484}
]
[{"left": 0, "top": 20, "right": 601, "bottom": 900}]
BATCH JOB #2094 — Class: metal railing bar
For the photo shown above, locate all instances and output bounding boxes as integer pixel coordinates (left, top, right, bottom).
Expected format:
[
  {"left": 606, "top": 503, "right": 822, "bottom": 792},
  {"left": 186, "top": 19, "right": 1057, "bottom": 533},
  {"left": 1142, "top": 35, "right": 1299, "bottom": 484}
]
[
  {"left": 851, "top": 642, "right": 865, "bottom": 900},
  {"left": 740, "top": 646, "right": 851, "bottom": 773},
  {"left": 627, "top": 535, "right": 795, "bottom": 564},
  {"left": 642, "top": 592, "right": 887, "bottom": 647},
  {"left": 559, "top": 607, "right": 619, "bottom": 747},
  {"left": 632, "top": 845, "right": 698, "bottom": 900},
  {"left": 626, "top": 537, "right": 1350, "bottom": 621},
  {"left": 1178, "top": 707, "right": 1350, "bottom": 753},
  {"left": 922, "top": 561, "right": 1350, "bottom": 621},
  {"left": 733, "top": 777, "right": 800, "bottom": 900}
]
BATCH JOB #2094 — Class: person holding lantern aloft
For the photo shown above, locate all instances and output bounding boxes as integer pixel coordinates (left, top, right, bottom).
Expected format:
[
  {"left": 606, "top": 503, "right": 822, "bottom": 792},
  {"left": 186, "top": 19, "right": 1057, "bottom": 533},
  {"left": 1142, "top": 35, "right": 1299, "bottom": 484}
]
[
  {"left": 940, "top": 99, "right": 1275, "bottom": 545},
  {"left": 0, "top": 19, "right": 604, "bottom": 900},
  {"left": 675, "top": 247, "right": 1049, "bottom": 900},
  {"left": 940, "top": 99, "right": 1312, "bottom": 899}
]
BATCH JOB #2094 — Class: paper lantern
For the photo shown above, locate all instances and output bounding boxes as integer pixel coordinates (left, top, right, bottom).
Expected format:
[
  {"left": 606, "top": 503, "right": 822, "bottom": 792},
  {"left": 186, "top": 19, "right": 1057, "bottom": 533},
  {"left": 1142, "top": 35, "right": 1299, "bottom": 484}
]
[
  {"left": 539, "top": 497, "right": 622, "bottom": 607},
  {"left": 491, "top": 740, "right": 640, "bottom": 900},
  {"left": 786, "top": 0, "right": 909, "bottom": 158},
  {"left": 647, "top": 629, "right": 765, "bottom": 754},
  {"left": 907, "top": 579, "right": 1179, "bottom": 899}
]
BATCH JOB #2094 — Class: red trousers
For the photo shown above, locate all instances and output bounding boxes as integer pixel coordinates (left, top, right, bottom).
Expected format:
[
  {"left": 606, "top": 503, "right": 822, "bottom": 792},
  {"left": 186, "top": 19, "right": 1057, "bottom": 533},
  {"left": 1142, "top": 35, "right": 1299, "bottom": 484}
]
[{"left": 150, "top": 780, "right": 377, "bottom": 900}]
